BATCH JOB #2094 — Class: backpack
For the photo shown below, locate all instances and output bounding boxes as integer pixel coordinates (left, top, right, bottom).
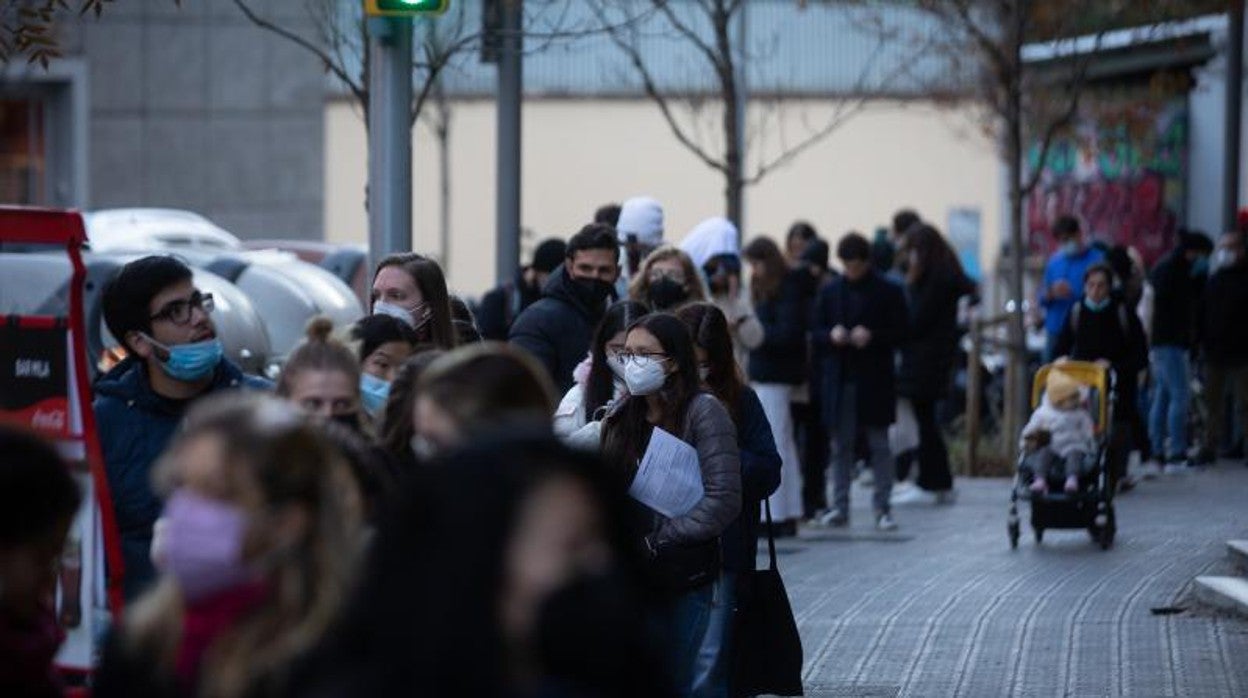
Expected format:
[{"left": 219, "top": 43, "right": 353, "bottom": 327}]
[{"left": 1068, "top": 300, "right": 1130, "bottom": 338}]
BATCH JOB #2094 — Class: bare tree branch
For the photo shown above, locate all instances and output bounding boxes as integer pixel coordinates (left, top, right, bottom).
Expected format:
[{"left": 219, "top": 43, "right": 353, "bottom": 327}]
[
  {"left": 652, "top": 0, "right": 725, "bottom": 74},
  {"left": 232, "top": 0, "right": 366, "bottom": 105},
  {"left": 592, "top": 1, "right": 727, "bottom": 174}
]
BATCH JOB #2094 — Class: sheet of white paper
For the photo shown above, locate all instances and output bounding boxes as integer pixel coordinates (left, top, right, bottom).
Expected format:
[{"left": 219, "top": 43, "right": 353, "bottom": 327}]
[{"left": 629, "top": 427, "right": 704, "bottom": 518}]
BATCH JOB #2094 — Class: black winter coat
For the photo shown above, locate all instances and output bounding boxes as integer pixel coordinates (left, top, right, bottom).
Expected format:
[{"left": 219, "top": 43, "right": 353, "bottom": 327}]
[
  {"left": 747, "top": 269, "right": 810, "bottom": 385},
  {"left": 1053, "top": 297, "right": 1149, "bottom": 412},
  {"left": 477, "top": 272, "right": 542, "bottom": 341},
  {"left": 811, "top": 269, "right": 909, "bottom": 428},
  {"left": 898, "top": 267, "right": 976, "bottom": 401},
  {"left": 721, "top": 387, "right": 782, "bottom": 572},
  {"left": 1203, "top": 263, "right": 1248, "bottom": 367},
  {"left": 509, "top": 266, "right": 608, "bottom": 395},
  {"left": 1148, "top": 249, "right": 1205, "bottom": 348}
]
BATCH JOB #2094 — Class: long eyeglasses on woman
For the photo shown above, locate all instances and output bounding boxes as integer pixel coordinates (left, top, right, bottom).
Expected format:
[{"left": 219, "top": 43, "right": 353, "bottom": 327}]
[
  {"left": 615, "top": 350, "right": 669, "bottom": 366},
  {"left": 150, "top": 291, "right": 215, "bottom": 325}
]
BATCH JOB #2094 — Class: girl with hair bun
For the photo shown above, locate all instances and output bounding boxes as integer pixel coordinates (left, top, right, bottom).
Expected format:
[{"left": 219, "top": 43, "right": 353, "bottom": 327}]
[{"left": 276, "top": 317, "right": 366, "bottom": 434}]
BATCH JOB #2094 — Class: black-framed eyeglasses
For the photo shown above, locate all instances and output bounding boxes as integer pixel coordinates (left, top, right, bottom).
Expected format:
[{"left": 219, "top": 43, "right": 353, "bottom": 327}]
[
  {"left": 150, "top": 291, "right": 214, "bottom": 325},
  {"left": 616, "top": 350, "right": 669, "bottom": 366}
]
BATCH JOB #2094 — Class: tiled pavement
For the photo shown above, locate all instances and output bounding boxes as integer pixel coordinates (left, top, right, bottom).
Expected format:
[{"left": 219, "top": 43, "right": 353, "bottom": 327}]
[{"left": 774, "top": 461, "right": 1248, "bottom": 697}]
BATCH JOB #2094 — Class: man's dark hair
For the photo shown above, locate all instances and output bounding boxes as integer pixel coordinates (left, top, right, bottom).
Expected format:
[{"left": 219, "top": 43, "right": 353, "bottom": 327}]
[
  {"left": 102, "top": 255, "right": 194, "bottom": 354},
  {"left": 0, "top": 424, "right": 81, "bottom": 547},
  {"left": 594, "top": 203, "right": 622, "bottom": 227},
  {"left": 837, "top": 232, "right": 871, "bottom": 262},
  {"left": 566, "top": 223, "right": 619, "bottom": 261},
  {"left": 892, "top": 209, "right": 921, "bottom": 236},
  {"left": 1180, "top": 229, "right": 1214, "bottom": 254},
  {"left": 786, "top": 221, "right": 819, "bottom": 244},
  {"left": 1053, "top": 215, "right": 1081, "bottom": 240}
]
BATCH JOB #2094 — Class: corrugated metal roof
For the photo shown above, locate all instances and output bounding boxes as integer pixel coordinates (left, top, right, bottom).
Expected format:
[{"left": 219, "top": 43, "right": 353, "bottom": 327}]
[{"left": 330, "top": 0, "right": 961, "bottom": 99}]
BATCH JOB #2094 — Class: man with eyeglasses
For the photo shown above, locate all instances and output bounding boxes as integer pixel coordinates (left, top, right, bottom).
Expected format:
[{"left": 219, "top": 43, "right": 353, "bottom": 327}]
[{"left": 93, "top": 255, "right": 271, "bottom": 600}]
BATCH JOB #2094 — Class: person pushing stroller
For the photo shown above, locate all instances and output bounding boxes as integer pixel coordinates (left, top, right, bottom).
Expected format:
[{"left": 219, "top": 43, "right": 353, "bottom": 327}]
[{"left": 1020, "top": 370, "right": 1095, "bottom": 495}]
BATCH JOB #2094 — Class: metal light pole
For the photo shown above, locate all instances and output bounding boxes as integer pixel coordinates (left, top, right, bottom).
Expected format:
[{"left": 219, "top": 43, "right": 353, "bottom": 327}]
[
  {"left": 367, "top": 16, "right": 414, "bottom": 273},
  {"left": 495, "top": 0, "right": 523, "bottom": 285},
  {"left": 1225, "top": 1, "right": 1244, "bottom": 234}
]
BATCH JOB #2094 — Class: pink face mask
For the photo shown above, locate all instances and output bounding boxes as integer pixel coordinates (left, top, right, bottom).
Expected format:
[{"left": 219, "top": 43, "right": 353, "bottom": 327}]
[{"left": 163, "top": 490, "right": 256, "bottom": 602}]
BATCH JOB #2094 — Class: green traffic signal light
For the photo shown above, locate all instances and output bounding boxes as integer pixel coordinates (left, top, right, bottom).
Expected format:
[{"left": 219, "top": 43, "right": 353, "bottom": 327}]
[{"left": 365, "top": 0, "right": 449, "bottom": 17}]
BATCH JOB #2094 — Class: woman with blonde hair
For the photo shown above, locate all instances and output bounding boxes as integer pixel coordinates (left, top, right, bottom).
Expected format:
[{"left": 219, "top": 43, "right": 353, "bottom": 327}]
[
  {"left": 628, "top": 245, "right": 708, "bottom": 311},
  {"left": 94, "top": 393, "right": 359, "bottom": 697}
]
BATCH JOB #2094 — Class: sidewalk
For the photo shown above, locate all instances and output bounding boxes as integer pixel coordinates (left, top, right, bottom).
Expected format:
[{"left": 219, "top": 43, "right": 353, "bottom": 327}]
[{"left": 776, "top": 461, "right": 1248, "bottom": 697}]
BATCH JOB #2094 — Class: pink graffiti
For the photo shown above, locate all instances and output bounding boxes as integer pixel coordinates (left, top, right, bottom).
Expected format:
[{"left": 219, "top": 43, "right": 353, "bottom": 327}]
[{"left": 1026, "top": 171, "right": 1177, "bottom": 267}]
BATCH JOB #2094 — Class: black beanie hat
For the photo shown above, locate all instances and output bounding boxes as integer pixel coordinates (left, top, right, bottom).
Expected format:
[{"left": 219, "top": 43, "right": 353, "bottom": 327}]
[{"left": 531, "top": 238, "right": 568, "bottom": 274}]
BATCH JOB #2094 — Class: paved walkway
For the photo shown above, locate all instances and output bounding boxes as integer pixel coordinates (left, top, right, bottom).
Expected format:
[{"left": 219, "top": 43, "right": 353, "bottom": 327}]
[{"left": 776, "top": 461, "right": 1248, "bottom": 697}]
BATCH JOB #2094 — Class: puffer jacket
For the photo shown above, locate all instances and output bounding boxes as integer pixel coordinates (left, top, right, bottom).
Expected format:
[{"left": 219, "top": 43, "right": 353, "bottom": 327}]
[
  {"left": 509, "top": 267, "right": 609, "bottom": 395},
  {"left": 92, "top": 357, "right": 271, "bottom": 600},
  {"left": 647, "top": 393, "right": 742, "bottom": 549}
]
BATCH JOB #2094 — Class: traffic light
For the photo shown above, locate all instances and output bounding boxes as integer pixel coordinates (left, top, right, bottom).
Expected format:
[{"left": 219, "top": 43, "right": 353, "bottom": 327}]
[{"left": 364, "top": 0, "right": 449, "bottom": 17}]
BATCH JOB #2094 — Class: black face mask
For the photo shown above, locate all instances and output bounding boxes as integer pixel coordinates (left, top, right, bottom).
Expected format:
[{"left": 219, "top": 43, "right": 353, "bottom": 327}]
[
  {"left": 647, "top": 278, "right": 689, "bottom": 310},
  {"left": 571, "top": 276, "right": 615, "bottom": 309}
]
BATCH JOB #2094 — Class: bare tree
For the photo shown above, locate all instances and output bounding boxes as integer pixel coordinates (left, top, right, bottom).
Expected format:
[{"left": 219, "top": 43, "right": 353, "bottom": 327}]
[{"left": 592, "top": 0, "right": 897, "bottom": 227}]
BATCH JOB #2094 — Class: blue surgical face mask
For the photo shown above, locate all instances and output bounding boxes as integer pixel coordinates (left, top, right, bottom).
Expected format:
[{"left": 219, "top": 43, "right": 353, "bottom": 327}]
[
  {"left": 142, "top": 334, "right": 223, "bottom": 381},
  {"left": 1191, "top": 256, "right": 1210, "bottom": 277},
  {"left": 1083, "top": 296, "right": 1110, "bottom": 313},
  {"left": 360, "top": 372, "right": 391, "bottom": 415},
  {"left": 1061, "top": 241, "right": 1080, "bottom": 257}
]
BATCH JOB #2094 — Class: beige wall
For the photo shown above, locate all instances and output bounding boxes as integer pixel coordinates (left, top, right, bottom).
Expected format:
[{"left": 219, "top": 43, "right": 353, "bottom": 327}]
[{"left": 325, "top": 98, "right": 1001, "bottom": 297}]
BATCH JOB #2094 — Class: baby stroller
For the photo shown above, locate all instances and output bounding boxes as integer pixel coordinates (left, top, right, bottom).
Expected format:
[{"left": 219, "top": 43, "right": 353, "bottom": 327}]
[{"left": 1008, "top": 361, "right": 1117, "bottom": 550}]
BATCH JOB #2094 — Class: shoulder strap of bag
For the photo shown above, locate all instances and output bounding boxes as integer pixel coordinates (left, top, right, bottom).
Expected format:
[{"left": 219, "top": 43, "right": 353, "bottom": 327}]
[
  {"left": 1069, "top": 300, "right": 1081, "bottom": 331},
  {"left": 763, "top": 498, "right": 779, "bottom": 572}
]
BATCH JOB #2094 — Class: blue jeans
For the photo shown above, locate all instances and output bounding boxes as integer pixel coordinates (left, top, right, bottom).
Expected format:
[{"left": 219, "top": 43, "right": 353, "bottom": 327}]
[
  {"left": 1149, "top": 346, "right": 1189, "bottom": 460},
  {"left": 691, "top": 573, "right": 736, "bottom": 698},
  {"left": 669, "top": 583, "right": 715, "bottom": 696}
]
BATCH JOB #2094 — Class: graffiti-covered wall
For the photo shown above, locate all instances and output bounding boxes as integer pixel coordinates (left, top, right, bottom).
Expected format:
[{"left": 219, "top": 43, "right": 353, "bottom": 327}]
[{"left": 1026, "top": 89, "right": 1187, "bottom": 267}]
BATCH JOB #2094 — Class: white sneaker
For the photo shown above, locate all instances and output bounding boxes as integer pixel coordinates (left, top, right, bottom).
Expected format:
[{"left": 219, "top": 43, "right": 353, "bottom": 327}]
[
  {"left": 876, "top": 512, "right": 898, "bottom": 532},
  {"left": 818, "top": 508, "right": 848, "bottom": 527},
  {"left": 856, "top": 468, "right": 875, "bottom": 488},
  {"left": 1140, "top": 460, "right": 1163, "bottom": 480},
  {"left": 1163, "top": 461, "right": 1189, "bottom": 476},
  {"left": 890, "top": 486, "right": 937, "bottom": 506}
]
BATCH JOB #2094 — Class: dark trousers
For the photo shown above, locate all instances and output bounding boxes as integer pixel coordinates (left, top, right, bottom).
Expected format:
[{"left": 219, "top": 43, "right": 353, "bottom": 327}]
[
  {"left": 912, "top": 398, "right": 953, "bottom": 492},
  {"left": 792, "top": 401, "right": 830, "bottom": 518}
]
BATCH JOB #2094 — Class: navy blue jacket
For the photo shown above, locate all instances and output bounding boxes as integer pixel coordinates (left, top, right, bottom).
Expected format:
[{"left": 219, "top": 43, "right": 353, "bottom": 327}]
[
  {"left": 811, "top": 269, "right": 908, "bottom": 429},
  {"left": 509, "top": 267, "right": 608, "bottom": 395},
  {"left": 721, "top": 387, "right": 782, "bottom": 572},
  {"left": 92, "top": 356, "right": 271, "bottom": 601},
  {"left": 747, "top": 270, "right": 809, "bottom": 385}
]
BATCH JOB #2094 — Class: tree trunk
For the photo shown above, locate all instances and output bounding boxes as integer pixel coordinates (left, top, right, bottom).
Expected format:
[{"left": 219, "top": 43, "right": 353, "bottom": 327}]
[
  {"left": 715, "top": 1, "right": 744, "bottom": 228},
  {"left": 436, "top": 85, "right": 452, "bottom": 269},
  {"left": 1003, "top": 0, "right": 1028, "bottom": 466}
]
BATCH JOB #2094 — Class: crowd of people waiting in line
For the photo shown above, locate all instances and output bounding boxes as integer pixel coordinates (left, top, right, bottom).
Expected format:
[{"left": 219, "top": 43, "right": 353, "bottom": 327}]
[{"left": 4, "top": 193, "right": 1247, "bottom": 697}]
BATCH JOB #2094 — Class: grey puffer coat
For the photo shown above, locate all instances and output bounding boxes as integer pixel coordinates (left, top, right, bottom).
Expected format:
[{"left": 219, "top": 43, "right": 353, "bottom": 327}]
[{"left": 650, "top": 393, "right": 742, "bottom": 548}]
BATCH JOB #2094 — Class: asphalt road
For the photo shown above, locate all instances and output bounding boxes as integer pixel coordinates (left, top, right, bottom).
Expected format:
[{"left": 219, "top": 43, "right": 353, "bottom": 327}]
[{"left": 775, "top": 461, "right": 1248, "bottom": 697}]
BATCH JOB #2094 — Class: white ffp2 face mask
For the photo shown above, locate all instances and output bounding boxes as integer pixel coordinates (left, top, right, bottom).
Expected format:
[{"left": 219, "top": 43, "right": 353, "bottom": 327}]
[{"left": 623, "top": 357, "right": 668, "bottom": 396}]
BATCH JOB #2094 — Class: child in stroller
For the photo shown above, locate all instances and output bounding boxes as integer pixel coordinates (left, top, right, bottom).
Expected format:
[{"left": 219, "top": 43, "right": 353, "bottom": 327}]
[{"left": 1019, "top": 370, "right": 1095, "bottom": 495}]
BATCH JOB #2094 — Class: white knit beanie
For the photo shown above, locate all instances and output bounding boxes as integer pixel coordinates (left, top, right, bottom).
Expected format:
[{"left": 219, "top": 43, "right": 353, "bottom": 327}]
[{"left": 616, "top": 196, "right": 664, "bottom": 246}]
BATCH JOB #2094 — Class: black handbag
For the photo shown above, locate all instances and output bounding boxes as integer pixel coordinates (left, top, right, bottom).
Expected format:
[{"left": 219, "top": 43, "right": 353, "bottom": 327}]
[
  {"left": 650, "top": 537, "right": 720, "bottom": 592},
  {"left": 732, "top": 500, "right": 804, "bottom": 697}
]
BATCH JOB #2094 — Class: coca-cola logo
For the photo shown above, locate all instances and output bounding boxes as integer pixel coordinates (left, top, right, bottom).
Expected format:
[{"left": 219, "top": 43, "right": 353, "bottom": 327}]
[{"left": 31, "top": 407, "right": 67, "bottom": 431}]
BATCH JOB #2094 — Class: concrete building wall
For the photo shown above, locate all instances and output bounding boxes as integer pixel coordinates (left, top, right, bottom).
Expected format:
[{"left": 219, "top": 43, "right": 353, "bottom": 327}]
[
  {"left": 325, "top": 98, "right": 1002, "bottom": 296},
  {"left": 77, "top": 0, "right": 324, "bottom": 239}
]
